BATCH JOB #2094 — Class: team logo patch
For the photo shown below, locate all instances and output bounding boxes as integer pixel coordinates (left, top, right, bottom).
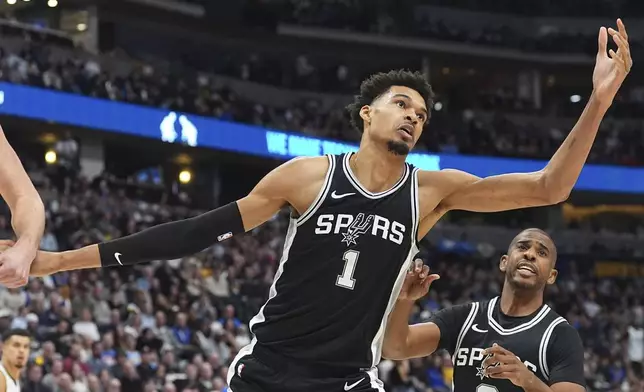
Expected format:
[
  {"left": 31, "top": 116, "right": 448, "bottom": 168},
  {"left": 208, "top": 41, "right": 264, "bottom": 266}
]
[{"left": 341, "top": 213, "right": 374, "bottom": 246}]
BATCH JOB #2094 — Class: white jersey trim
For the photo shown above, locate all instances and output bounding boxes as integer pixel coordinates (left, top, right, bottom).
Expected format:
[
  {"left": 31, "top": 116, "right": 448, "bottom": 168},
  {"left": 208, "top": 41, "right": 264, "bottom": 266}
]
[
  {"left": 297, "top": 154, "right": 335, "bottom": 226},
  {"left": 226, "top": 337, "right": 257, "bottom": 390},
  {"left": 230, "top": 219, "right": 298, "bottom": 389},
  {"left": 248, "top": 219, "right": 298, "bottom": 333},
  {"left": 368, "top": 166, "right": 420, "bottom": 367},
  {"left": 487, "top": 297, "right": 552, "bottom": 335},
  {"left": 342, "top": 152, "right": 410, "bottom": 199},
  {"left": 0, "top": 364, "right": 19, "bottom": 392},
  {"left": 539, "top": 317, "right": 566, "bottom": 380},
  {"left": 453, "top": 302, "right": 479, "bottom": 362}
]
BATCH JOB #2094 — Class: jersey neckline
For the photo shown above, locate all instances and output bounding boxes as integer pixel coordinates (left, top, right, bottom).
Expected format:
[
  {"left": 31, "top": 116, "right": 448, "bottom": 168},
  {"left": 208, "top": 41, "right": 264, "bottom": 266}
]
[
  {"left": 487, "top": 296, "right": 551, "bottom": 335},
  {"left": 342, "top": 152, "right": 409, "bottom": 199}
]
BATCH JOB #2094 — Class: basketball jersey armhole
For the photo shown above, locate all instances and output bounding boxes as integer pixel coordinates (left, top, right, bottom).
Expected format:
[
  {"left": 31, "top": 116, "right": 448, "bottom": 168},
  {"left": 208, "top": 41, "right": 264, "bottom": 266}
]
[
  {"left": 410, "top": 166, "right": 421, "bottom": 247},
  {"left": 296, "top": 154, "right": 335, "bottom": 226}
]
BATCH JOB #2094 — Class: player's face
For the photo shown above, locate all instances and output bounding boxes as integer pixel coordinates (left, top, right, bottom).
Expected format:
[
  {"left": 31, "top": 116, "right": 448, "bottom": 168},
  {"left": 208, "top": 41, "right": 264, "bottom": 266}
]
[
  {"left": 3, "top": 336, "right": 30, "bottom": 369},
  {"left": 361, "top": 85, "right": 428, "bottom": 156},
  {"left": 500, "top": 231, "right": 558, "bottom": 291}
]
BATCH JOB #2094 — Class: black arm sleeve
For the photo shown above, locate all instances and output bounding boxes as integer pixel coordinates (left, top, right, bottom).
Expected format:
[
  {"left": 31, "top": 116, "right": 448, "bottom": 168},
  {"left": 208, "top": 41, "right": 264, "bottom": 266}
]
[
  {"left": 546, "top": 322, "right": 586, "bottom": 388},
  {"left": 428, "top": 303, "right": 473, "bottom": 354},
  {"left": 98, "top": 202, "right": 245, "bottom": 267}
]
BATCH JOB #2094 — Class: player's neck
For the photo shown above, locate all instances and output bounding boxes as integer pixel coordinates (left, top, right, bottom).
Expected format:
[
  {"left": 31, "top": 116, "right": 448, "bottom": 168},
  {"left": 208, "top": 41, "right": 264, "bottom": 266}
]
[
  {"left": 1, "top": 359, "right": 20, "bottom": 382},
  {"left": 499, "top": 285, "right": 544, "bottom": 317},
  {"left": 352, "top": 144, "right": 406, "bottom": 193}
]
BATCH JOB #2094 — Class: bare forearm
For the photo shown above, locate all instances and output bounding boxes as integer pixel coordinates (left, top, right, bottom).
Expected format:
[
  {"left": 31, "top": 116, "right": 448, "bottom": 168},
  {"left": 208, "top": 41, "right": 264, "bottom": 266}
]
[
  {"left": 30, "top": 245, "right": 100, "bottom": 277},
  {"left": 10, "top": 194, "right": 45, "bottom": 251},
  {"left": 383, "top": 299, "right": 415, "bottom": 359},
  {"left": 542, "top": 92, "right": 609, "bottom": 198}
]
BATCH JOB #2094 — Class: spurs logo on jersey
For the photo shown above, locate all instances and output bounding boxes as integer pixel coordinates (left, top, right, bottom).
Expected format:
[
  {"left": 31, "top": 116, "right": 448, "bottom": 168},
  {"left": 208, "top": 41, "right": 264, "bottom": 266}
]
[
  {"left": 454, "top": 349, "right": 538, "bottom": 380},
  {"left": 315, "top": 213, "right": 406, "bottom": 246}
]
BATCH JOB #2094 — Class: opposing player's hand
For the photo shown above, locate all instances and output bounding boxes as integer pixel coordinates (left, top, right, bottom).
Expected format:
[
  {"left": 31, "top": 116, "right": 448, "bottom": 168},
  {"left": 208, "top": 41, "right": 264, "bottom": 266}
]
[
  {"left": 482, "top": 344, "right": 536, "bottom": 388},
  {"left": 397, "top": 258, "right": 440, "bottom": 301},
  {"left": 0, "top": 239, "right": 34, "bottom": 287},
  {"left": 593, "top": 19, "right": 632, "bottom": 106}
]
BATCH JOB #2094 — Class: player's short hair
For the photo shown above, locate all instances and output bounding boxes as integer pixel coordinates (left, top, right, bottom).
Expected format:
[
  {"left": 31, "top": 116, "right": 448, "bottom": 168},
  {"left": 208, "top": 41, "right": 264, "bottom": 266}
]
[
  {"left": 2, "top": 329, "right": 30, "bottom": 342},
  {"left": 509, "top": 228, "right": 558, "bottom": 262},
  {"left": 346, "top": 69, "right": 435, "bottom": 134}
]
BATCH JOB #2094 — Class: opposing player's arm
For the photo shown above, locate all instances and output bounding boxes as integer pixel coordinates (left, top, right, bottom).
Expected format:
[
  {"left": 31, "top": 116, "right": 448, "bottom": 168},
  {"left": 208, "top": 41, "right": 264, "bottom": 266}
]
[
  {"left": 22, "top": 156, "right": 325, "bottom": 276},
  {"left": 427, "top": 90, "right": 612, "bottom": 214},
  {"left": 0, "top": 372, "right": 5, "bottom": 392},
  {"left": 546, "top": 323, "right": 586, "bottom": 392},
  {"left": 383, "top": 300, "right": 472, "bottom": 360},
  {"left": 0, "top": 127, "right": 45, "bottom": 252}
]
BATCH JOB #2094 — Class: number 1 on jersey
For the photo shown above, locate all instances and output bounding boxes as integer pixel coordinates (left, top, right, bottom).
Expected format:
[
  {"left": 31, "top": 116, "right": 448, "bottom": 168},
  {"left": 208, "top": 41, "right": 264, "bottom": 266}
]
[{"left": 337, "top": 250, "right": 360, "bottom": 290}]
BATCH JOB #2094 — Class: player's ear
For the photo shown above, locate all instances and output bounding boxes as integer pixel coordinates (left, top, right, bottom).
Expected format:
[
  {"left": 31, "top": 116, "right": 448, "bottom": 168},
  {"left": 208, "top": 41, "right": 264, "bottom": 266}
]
[
  {"left": 499, "top": 255, "right": 508, "bottom": 272},
  {"left": 547, "top": 269, "right": 558, "bottom": 285},
  {"left": 359, "top": 105, "right": 371, "bottom": 125}
]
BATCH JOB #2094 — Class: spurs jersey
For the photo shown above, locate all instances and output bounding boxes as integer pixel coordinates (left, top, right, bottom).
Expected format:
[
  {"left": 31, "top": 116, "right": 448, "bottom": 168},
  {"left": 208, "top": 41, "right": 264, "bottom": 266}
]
[
  {"left": 0, "top": 364, "right": 19, "bottom": 392},
  {"left": 433, "top": 297, "right": 585, "bottom": 392},
  {"left": 248, "top": 152, "right": 420, "bottom": 369}
]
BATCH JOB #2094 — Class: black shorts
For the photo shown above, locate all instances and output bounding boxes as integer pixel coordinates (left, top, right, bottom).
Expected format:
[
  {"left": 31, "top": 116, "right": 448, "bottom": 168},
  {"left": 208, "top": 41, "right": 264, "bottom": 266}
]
[{"left": 227, "top": 344, "right": 385, "bottom": 392}]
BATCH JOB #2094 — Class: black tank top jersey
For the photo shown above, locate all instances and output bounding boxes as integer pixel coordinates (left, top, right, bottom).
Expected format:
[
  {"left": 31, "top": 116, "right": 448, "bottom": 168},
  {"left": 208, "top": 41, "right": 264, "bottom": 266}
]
[
  {"left": 451, "top": 297, "right": 568, "bottom": 392},
  {"left": 250, "top": 152, "right": 421, "bottom": 370}
]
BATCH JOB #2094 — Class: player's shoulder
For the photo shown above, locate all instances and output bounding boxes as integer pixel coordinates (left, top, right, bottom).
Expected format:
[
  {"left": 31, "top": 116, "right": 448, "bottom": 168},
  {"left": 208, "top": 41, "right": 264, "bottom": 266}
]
[{"left": 275, "top": 155, "right": 331, "bottom": 182}]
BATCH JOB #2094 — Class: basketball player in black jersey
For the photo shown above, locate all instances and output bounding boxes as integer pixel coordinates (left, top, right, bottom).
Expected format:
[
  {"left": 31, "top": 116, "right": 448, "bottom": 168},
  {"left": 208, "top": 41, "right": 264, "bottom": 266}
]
[
  {"left": 383, "top": 229, "right": 585, "bottom": 392},
  {"left": 3, "top": 20, "right": 629, "bottom": 392}
]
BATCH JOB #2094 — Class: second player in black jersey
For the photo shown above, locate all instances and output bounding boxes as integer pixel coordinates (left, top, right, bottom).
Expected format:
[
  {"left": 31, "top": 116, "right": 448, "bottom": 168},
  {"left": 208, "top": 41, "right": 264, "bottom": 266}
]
[{"left": 383, "top": 229, "right": 585, "bottom": 392}]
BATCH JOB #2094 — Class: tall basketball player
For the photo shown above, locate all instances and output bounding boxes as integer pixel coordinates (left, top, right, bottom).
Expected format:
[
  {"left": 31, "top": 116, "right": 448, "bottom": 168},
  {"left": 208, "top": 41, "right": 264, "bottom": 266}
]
[
  {"left": 6, "top": 20, "right": 630, "bottom": 392},
  {"left": 0, "top": 127, "right": 45, "bottom": 288},
  {"left": 0, "top": 329, "right": 31, "bottom": 392},
  {"left": 383, "top": 229, "right": 585, "bottom": 392}
]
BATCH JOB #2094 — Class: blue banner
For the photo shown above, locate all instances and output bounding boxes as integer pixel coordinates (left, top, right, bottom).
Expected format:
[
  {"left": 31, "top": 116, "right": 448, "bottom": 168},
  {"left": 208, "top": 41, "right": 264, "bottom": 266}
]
[{"left": 0, "top": 82, "right": 642, "bottom": 193}]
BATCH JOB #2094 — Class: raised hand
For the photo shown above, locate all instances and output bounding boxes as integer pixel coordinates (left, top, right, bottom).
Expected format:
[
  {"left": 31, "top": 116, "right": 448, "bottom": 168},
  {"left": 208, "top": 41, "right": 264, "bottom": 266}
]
[
  {"left": 593, "top": 19, "right": 633, "bottom": 106},
  {"left": 398, "top": 258, "right": 440, "bottom": 301}
]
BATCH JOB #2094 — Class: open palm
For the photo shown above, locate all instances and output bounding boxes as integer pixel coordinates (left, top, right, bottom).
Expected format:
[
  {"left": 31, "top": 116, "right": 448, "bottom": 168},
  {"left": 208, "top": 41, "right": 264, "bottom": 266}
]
[{"left": 593, "top": 19, "right": 632, "bottom": 105}]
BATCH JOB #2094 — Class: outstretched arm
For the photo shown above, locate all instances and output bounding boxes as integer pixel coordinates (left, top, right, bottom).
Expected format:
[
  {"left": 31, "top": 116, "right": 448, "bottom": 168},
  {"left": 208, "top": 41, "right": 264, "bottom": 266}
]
[
  {"left": 433, "top": 21, "right": 632, "bottom": 214},
  {"left": 0, "top": 126, "right": 45, "bottom": 287},
  {"left": 22, "top": 156, "right": 323, "bottom": 276}
]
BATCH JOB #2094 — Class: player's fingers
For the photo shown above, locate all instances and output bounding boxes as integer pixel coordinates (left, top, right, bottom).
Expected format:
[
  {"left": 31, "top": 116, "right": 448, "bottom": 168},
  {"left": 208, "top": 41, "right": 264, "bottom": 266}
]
[
  {"left": 597, "top": 26, "right": 608, "bottom": 59},
  {"left": 617, "top": 18, "right": 628, "bottom": 41},
  {"left": 419, "top": 265, "right": 430, "bottom": 279},
  {"left": 484, "top": 343, "right": 510, "bottom": 356},
  {"left": 415, "top": 259, "right": 424, "bottom": 274},
  {"left": 608, "top": 27, "right": 629, "bottom": 51},
  {"left": 612, "top": 33, "right": 627, "bottom": 55}
]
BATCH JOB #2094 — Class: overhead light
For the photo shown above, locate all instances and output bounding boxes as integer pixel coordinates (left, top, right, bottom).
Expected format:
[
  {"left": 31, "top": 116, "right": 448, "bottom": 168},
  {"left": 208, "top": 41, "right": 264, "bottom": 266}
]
[
  {"left": 47, "top": 0, "right": 57, "bottom": 7},
  {"left": 570, "top": 95, "right": 581, "bottom": 103},
  {"left": 77, "top": 23, "right": 87, "bottom": 31},
  {"left": 178, "top": 170, "right": 192, "bottom": 184},
  {"left": 434, "top": 102, "right": 443, "bottom": 111},
  {"left": 45, "top": 150, "right": 57, "bottom": 165},
  {"left": 6, "top": 0, "right": 17, "bottom": 5}
]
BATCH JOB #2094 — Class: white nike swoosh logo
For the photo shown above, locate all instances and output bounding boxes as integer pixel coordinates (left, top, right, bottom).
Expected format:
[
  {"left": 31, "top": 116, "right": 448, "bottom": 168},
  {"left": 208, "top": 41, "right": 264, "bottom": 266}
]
[
  {"left": 331, "top": 191, "right": 355, "bottom": 199},
  {"left": 344, "top": 378, "right": 364, "bottom": 391},
  {"left": 472, "top": 324, "right": 488, "bottom": 333},
  {"left": 114, "top": 253, "right": 123, "bottom": 266}
]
